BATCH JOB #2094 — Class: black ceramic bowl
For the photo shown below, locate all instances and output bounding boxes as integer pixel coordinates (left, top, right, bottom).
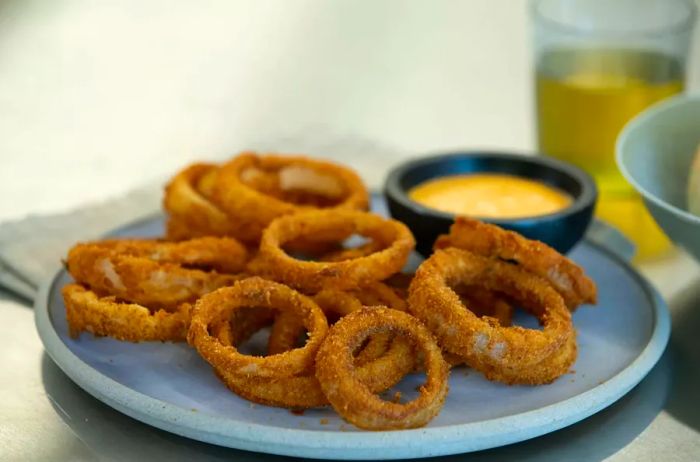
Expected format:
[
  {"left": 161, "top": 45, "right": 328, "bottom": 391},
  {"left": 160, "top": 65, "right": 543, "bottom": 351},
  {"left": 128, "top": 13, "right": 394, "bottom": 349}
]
[{"left": 384, "top": 152, "right": 597, "bottom": 257}]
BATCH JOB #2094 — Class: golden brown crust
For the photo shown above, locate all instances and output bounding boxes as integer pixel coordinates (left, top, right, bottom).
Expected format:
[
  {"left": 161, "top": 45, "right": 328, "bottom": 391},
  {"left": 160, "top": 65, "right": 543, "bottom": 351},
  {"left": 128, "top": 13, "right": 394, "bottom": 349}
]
[
  {"left": 163, "top": 163, "right": 246, "bottom": 241},
  {"left": 214, "top": 334, "right": 415, "bottom": 409},
  {"left": 408, "top": 248, "right": 576, "bottom": 385},
  {"left": 212, "top": 153, "right": 370, "bottom": 239},
  {"left": 164, "top": 154, "right": 370, "bottom": 246},
  {"left": 63, "top": 284, "right": 191, "bottom": 342},
  {"left": 207, "top": 294, "right": 415, "bottom": 409},
  {"left": 434, "top": 216, "right": 597, "bottom": 310},
  {"left": 252, "top": 210, "right": 415, "bottom": 292},
  {"left": 66, "top": 238, "right": 245, "bottom": 309},
  {"left": 315, "top": 307, "right": 449, "bottom": 430},
  {"left": 267, "top": 281, "right": 407, "bottom": 359},
  {"left": 187, "top": 277, "right": 329, "bottom": 379},
  {"left": 87, "top": 237, "right": 248, "bottom": 273}
]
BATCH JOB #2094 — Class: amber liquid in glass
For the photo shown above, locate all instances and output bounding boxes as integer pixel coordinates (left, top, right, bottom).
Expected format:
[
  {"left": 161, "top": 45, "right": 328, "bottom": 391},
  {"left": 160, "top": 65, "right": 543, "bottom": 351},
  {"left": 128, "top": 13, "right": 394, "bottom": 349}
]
[{"left": 537, "top": 48, "right": 684, "bottom": 259}]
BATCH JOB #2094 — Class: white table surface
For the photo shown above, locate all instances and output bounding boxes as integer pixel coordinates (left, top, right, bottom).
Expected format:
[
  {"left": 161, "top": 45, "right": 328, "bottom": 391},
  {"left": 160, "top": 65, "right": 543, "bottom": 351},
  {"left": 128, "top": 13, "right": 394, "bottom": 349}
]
[{"left": 1, "top": 1, "right": 700, "bottom": 461}]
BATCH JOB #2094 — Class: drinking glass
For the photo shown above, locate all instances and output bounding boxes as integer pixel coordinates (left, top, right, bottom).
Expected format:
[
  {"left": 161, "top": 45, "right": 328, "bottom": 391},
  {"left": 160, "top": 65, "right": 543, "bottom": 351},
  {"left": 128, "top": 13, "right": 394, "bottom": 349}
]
[{"left": 532, "top": 0, "right": 696, "bottom": 260}]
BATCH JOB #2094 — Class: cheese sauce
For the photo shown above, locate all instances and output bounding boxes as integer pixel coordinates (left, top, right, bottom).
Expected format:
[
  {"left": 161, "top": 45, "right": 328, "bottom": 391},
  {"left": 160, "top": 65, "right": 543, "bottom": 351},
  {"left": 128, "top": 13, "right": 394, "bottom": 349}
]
[{"left": 408, "top": 174, "right": 571, "bottom": 219}]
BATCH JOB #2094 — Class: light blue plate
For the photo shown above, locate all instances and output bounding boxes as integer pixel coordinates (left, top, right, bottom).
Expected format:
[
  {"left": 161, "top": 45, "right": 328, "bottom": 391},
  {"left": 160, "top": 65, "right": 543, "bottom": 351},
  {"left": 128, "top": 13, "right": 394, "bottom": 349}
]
[{"left": 35, "top": 207, "right": 669, "bottom": 460}]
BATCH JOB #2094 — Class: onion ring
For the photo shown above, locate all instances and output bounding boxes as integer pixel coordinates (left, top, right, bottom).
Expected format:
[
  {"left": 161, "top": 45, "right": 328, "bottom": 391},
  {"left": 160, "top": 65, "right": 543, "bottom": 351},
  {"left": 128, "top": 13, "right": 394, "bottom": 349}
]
[
  {"left": 253, "top": 210, "right": 415, "bottom": 292},
  {"left": 412, "top": 283, "right": 512, "bottom": 371},
  {"left": 83, "top": 236, "right": 248, "bottom": 273},
  {"left": 316, "top": 307, "right": 449, "bottom": 430},
  {"left": 313, "top": 281, "right": 408, "bottom": 321},
  {"left": 163, "top": 163, "right": 247, "bottom": 241},
  {"left": 267, "top": 281, "right": 406, "bottom": 358},
  {"left": 408, "top": 247, "right": 576, "bottom": 385},
  {"left": 434, "top": 217, "right": 597, "bottom": 310},
  {"left": 265, "top": 309, "right": 310, "bottom": 356},
  {"left": 477, "top": 330, "right": 578, "bottom": 385},
  {"left": 211, "top": 153, "right": 369, "bottom": 240},
  {"left": 317, "top": 283, "right": 407, "bottom": 366},
  {"left": 187, "top": 277, "right": 328, "bottom": 378},
  {"left": 205, "top": 290, "right": 416, "bottom": 409},
  {"left": 214, "top": 331, "right": 415, "bottom": 409},
  {"left": 66, "top": 240, "right": 244, "bottom": 309},
  {"left": 63, "top": 284, "right": 191, "bottom": 342}
]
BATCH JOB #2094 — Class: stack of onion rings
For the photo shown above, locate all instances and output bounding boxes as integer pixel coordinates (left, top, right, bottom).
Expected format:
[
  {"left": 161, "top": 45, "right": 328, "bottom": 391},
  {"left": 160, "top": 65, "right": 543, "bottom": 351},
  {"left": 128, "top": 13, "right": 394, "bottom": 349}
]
[
  {"left": 61, "top": 152, "right": 598, "bottom": 431},
  {"left": 212, "top": 153, "right": 369, "bottom": 236},
  {"left": 434, "top": 217, "right": 597, "bottom": 310},
  {"left": 66, "top": 237, "right": 247, "bottom": 309},
  {"left": 408, "top": 247, "right": 576, "bottom": 385},
  {"left": 164, "top": 153, "right": 370, "bottom": 244},
  {"left": 64, "top": 236, "right": 248, "bottom": 341},
  {"left": 267, "top": 281, "right": 407, "bottom": 359},
  {"left": 189, "top": 278, "right": 417, "bottom": 409},
  {"left": 214, "top": 321, "right": 415, "bottom": 409}
]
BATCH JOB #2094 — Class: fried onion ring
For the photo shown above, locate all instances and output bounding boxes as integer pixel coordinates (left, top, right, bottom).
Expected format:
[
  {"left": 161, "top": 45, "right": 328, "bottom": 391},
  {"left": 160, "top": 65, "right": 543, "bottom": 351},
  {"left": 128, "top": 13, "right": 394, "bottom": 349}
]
[
  {"left": 316, "top": 307, "right": 449, "bottom": 430},
  {"left": 67, "top": 240, "right": 244, "bottom": 309},
  {"left": 211, "top": 153, "right": 369, "bottom": 240},
  {"left": 187, "top": 277, "right": 328, "bottom": 378},
  {"left": 412, "top": 285, "right": 512, "bottom": 371},
  {"left": 163, "top": 163, "right": 247, "bottom": 241},
  {"left": 265, "top": 309, "right": 310, "bottom": 356},
  {"left": 63, "top": 284, "right": 191, "bottom": 342},
  {"left": 267, "top": 281, "right": 407, "bottom": 357},
  {"left": 434, "top": 217, "right": 597, "bottom": 310},
  {"left": 82, "top": 236, "right": 248, "bottom": 273},
  {"left": 253, "top": 210, "right": 415, "bottom": 292},
  {"left": 214, "top": 332, "right": 415, "bottom": 409},
  {"left": 317, "top": 283, "right": 407, "bottom": 366},
  {"left": 208, "top": 300, "right": 414, "bottom": 408},
  {"left": 408, "top": 248, "right": 576, "bottom": 385}
]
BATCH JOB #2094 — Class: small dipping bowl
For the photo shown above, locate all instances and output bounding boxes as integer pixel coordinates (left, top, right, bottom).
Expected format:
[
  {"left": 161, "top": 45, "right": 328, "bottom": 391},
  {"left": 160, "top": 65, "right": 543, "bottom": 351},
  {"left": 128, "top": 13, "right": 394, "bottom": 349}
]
[{"left": 384, "top": 152, "right": 597, "bottom": 257}]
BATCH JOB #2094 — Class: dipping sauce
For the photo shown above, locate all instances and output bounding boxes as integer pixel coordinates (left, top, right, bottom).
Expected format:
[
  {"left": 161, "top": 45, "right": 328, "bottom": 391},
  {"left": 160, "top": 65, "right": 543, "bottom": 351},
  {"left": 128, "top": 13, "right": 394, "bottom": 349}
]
[{"left": 408, "top": 174, "right": 571, "bottom": 219}]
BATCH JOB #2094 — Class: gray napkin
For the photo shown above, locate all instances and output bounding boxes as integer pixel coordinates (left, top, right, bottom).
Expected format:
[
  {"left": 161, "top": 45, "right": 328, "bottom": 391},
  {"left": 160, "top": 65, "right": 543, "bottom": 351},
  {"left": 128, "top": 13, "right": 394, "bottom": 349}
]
[{"left": 0, "top": 184, "right": 162, "bottom": 302}]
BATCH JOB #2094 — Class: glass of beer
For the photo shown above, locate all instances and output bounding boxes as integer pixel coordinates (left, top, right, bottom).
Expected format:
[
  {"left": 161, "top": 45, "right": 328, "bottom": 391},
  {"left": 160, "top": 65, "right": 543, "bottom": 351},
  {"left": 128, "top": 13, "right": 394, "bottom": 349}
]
[{"left": 533, "top": 0, "right": 696, "bottom": 260}]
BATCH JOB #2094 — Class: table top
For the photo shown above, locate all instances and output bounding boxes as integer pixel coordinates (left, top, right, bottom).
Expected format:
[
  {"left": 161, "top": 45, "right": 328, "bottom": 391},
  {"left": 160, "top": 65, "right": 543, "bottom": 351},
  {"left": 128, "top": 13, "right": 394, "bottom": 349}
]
[{"left": 2, "top": 1, "right": 700, "bottom": 461}]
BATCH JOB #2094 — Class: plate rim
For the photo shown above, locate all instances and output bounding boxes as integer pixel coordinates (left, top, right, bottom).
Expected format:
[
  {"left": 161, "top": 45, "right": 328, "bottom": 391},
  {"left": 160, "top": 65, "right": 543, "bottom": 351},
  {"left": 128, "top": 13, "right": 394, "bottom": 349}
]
[{"left": 34, "top": 217, "right": 671, "bottom": 460}]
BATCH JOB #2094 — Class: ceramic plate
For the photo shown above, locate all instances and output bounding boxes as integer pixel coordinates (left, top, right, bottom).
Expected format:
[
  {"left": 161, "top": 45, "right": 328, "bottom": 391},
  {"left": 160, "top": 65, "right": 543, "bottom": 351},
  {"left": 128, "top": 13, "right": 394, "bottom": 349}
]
[{"left": 35, "top": 202, "right": 669, "bottom": 460}]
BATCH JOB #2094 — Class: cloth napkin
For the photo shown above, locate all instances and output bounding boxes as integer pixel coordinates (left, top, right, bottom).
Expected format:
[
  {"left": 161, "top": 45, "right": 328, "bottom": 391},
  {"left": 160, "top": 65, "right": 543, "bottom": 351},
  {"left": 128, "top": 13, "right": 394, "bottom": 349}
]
[
  {"left": 0, "top": 134, "right": 411, "bottom": 303},
  {"left": 0, "top": 185, "right": 162, "bottom": 302}
]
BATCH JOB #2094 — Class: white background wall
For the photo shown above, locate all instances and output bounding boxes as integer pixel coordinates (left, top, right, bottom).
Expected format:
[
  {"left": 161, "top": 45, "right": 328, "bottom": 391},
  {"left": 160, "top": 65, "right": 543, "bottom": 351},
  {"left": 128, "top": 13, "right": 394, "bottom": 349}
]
[{"left": 1, "top": 0, "right": 698, "bottom": 220}]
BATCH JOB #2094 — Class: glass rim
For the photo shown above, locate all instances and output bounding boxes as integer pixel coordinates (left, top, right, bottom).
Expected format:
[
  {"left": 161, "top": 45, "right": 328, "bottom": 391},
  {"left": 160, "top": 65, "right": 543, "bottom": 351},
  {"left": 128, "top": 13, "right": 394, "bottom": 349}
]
[{"left": 531, "top": 0, "right": 697, "bottom": 38}]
